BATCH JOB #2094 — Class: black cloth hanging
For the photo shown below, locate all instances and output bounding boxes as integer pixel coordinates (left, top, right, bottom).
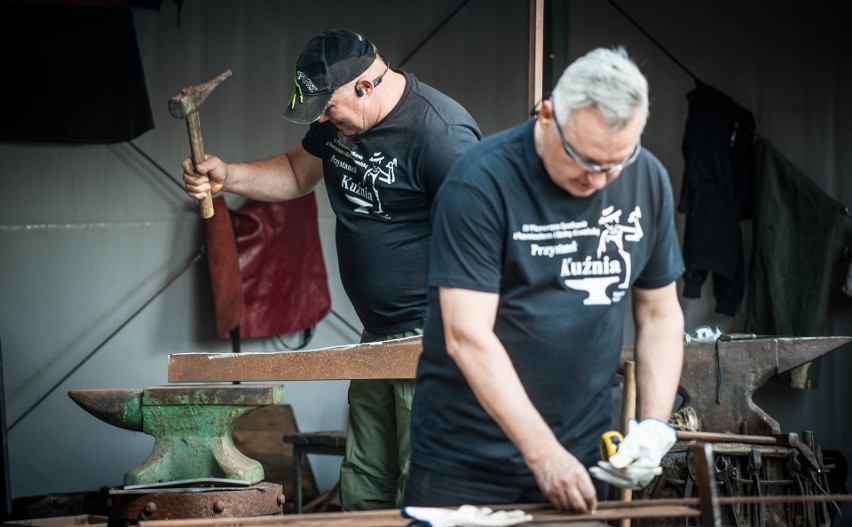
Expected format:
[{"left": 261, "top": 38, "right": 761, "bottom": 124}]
[
  {"left": 0, "top": 1, "right": 155, "bottom": 143},
  {"left": 745, "top": 138, "right": 844, "bottom": 388},
  {"left": 677, "top": 81, "right": 755, "bottom": 315}
]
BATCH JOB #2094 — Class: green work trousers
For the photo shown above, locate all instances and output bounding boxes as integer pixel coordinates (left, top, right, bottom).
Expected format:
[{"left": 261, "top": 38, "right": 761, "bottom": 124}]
[{"left": 339, "top": 328, "right": 421, "bottom": 511}]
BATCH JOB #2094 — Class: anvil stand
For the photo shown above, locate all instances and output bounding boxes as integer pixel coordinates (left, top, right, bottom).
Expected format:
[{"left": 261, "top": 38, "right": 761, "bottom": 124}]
[{"left": 68, "top": 384, "right": 286, "bottom": 525}]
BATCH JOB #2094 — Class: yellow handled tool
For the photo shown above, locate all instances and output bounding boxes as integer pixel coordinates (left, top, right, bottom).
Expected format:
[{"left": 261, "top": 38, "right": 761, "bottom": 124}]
[{"left": 600, "top": 430, "right": 623, "bottom": 461}]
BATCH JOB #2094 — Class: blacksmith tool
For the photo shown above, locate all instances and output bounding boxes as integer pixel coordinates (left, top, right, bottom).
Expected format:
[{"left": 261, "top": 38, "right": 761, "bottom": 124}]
[
  {"left": 169, "top": 70, "right": 232, "bottom": 219},
  {"left": 68, "top": 383, "right": 283, "bottom": 486},
  {"left": 600, "top": 430, "right": 623, "bottom": 461},
  {"left": 621, "top": 335, "right": 852, "bottom": 435}
]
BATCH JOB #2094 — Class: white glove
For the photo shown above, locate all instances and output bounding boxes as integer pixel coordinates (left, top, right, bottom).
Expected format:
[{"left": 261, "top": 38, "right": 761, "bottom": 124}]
[
  {"left": 403, "top": 505, "right": 533, "bottom": 527},
  {"left": 589, "top": 460, "right": 661, "bottom": 490},
  {"left": 608, "top": 418, "right": 677, "bottom": 470}
]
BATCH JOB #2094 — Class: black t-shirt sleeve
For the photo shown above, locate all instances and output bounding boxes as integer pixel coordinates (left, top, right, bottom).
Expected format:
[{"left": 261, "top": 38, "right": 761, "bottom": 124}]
[
  {"left": 418, "top": 124, "right": 482, "bottom": 198},
  {"left": 634, "top": 165, "right": 685, "bottom": 289},
  {"left": 429, "top": 179, "right": 503, "bottom": 293}
]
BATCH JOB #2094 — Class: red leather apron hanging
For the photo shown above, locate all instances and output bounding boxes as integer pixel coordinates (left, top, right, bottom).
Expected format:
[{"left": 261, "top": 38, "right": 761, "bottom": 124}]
[{"left": 206, "top": 194, "right": 330, "bottom": 339}]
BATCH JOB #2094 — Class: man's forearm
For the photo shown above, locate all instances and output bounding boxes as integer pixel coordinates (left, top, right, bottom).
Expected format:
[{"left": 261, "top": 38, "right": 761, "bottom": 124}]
[
  {"left": 451, "top": 332, "right": 563, "bottom": 465},
  {"left": 635, "top": 332, "right": 682, "bottom": 421},
  {"left": 440, "top": 288, "right": 562, "bottom": 464},
  {"left": 223, "top": 153, "right": 307, "bottom": 201},
  {"left": 633, "top": 284, "right": 684, "bottom": 421}
]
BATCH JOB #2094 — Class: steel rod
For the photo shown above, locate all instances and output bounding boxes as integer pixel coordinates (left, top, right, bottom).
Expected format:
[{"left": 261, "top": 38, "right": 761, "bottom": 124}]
[
  {"left": 677, "top": 430, "right": 792, "bottom": 445},
  {"left": 593, "top": 493, "right": 852, "bottom": 509},
  {"left": 138, "top": 494, "right": 852, "bottom": 526}
]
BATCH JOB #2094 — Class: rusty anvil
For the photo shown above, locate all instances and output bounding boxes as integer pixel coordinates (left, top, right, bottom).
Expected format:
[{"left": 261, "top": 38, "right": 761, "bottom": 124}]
[{"left": 621, "top": 335, "right": 852, "bottom": 435}]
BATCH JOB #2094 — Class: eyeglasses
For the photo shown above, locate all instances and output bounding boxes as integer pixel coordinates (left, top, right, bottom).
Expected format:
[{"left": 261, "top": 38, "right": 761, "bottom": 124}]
[{"left": 550, "top": 103, "right": 642, "bottom": 174}]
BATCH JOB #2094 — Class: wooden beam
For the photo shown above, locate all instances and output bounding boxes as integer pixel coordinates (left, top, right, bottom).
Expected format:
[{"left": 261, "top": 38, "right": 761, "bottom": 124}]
[
  {"left": 168, "top": 336, "right": 423, "bottom": 383},
  {"left": 528, "top": 0, "right": 545, "bottom": 114}
]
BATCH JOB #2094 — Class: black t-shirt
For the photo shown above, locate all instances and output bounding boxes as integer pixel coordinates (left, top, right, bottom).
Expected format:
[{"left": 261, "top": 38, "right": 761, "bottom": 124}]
[
  {"left": 411, "top": 120, "right": 684, "bottom": 484},
  {"left": 302, "top": 72, "right": 481, "bottom": 334}
]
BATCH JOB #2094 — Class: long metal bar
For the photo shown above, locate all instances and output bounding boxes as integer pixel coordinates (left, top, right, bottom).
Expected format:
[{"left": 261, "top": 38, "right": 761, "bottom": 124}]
[
  {"left": 168, "top": 336, "right": 850, "bottom": 400},
  {"left": 597, "top": 494, "right": 852, "bottom": 508},
  {"left": 168, "top": 336, "right": 423, "bottom": 383},
  {"left": 677, "top": 430, "right": 794, "bottom": 445},
  {"left": 138, "top": 494, "right": 852, "bottom": 526}
]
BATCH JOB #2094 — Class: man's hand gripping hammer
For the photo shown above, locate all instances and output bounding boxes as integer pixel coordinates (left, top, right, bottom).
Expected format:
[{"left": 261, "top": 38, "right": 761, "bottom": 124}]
[{"left": 169, "top": 70, "right": 232, "bottom": 219}]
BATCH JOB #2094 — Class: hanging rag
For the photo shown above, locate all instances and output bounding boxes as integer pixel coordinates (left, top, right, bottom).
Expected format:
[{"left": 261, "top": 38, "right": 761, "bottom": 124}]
[
  {"left": 678, "top": 81, "right": 755, "bottom": 315},
  {"left": 745, "top": 138, "right": 844, "bottom": 388},
  {"left": 205, "top": 194, "right": 331, "bottom": 340}
]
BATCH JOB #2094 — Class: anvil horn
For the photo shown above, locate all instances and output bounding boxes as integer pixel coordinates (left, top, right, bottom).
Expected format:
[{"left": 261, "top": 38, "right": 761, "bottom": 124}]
[{"left": 68, "top": 388, "right": 144, "bottom": 432}]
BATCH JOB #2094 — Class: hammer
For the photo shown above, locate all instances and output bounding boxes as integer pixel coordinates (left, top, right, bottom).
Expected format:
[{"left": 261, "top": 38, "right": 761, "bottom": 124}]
[{"left": 169, "top": 70, "right": 232, "bottom": 219}]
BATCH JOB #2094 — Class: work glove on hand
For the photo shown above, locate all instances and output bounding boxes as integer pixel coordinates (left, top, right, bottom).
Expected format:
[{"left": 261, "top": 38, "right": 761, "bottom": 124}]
[
  {"left": 608, "top": 418, "right": 677, "bottom": 470},
  {"left": 589, "top": 460, "right": 661, "bottom": 490},
  {"left": 403, "top": 505, "right": 533, "bottom": 527},
  {"left": 589, "top": 418, "right": 677, "bottom": 490}
]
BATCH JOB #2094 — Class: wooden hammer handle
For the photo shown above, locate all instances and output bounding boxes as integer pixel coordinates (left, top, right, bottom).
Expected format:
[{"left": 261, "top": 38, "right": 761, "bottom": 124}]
[{"left": 185, "top": 111, "right": 214, "bottom": 219}]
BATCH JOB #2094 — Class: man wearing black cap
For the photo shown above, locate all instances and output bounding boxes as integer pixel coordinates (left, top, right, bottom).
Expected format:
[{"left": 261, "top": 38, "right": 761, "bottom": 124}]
[{"left": 182, "top": 29, "right": 481, "bottom": 511}]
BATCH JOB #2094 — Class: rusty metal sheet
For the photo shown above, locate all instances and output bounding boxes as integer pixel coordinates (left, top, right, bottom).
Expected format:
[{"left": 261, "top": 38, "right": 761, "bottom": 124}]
[{"left": 168, "top": 336, "right": 423, "bottom": 383}]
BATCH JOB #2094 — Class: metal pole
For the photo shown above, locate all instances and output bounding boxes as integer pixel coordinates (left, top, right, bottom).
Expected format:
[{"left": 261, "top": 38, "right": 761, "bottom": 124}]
[
  {"left": 528, "top": 0, "right": 545, "bottom": 114},
  {"left": 0, "top": 338, "right": 11, "bottom": 520}
]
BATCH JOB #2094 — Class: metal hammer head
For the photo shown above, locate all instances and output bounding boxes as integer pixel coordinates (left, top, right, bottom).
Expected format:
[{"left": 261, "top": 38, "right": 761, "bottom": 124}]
[{"left": 168, "top": 70, "right": 232, "bottom": 119}]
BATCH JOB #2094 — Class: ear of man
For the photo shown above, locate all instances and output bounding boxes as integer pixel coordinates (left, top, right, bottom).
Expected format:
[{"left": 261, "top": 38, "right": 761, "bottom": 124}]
[
  {"left": 354, "top": 77, "right": 373, "bottom": 97},
  {"left": 540, "top": 100, "right": 554, "bottom": 125}
]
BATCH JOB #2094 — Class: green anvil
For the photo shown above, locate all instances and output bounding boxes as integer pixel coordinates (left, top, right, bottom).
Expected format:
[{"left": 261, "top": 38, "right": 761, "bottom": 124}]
[{"left": 68, "top": 383, "right": 284, "bottom": 486}]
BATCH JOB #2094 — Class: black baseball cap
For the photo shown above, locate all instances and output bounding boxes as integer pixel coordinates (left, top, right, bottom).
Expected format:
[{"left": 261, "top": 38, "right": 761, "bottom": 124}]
[{"left": 284, "top": 29, "right": 378, "bottom": 124}]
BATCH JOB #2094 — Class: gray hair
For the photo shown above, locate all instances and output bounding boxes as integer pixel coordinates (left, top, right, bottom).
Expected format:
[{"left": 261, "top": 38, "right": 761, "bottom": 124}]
[{"left": 551, "top": 46, "right": 649, "bottom": 132}]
